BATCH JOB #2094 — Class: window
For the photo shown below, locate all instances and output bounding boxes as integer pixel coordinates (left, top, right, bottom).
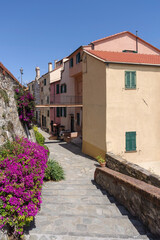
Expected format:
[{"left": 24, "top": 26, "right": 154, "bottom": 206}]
[
  {"left": 77, "top": 113, "right": 80, "bottom": 126},
  {"left": 126, "top": 132, "right": 136, "bottom": 152},
  {"left": 76, "top": 52, "right": 81, "bottom": 64},
  {"left": 61, "top": 84, "right": 67, "bottom": 93},
  {"left": 47, "top": 96, "right": 49, "bottom": 104},
  {"left": 47, "top": 110, "right": 49, "bottom": 117},
  {"left": 32, "top": 84, "right": 34, "bottom": 90},
  {"left": 41, "top": 99, "right": 43, "bottom": 104},
  {"left": 41, "top": 87, "right": 43, "bottom": 92},
  {"left": 56, "top": 107, "right": 60, "bottom": 117},
  {"left": 69, "top": 58, "right": 73, "bottom": 68},
  {"left": 61, "top": 107, "right": 67, "bottom": 117},
  {"left": 44, "top": 79, "right": 46, "bottom": 86},
  {"left": 125, "top": 71, "right": 136, "bottom": 89},
  {"left": 56, "top": 84, "right": 60, "bottom": 94}
]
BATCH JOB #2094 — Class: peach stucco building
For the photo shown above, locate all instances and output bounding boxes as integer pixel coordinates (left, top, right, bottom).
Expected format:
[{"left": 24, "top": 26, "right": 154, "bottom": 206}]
[{"left": 82, "top": 50, "right": 160, "bottom": 173}]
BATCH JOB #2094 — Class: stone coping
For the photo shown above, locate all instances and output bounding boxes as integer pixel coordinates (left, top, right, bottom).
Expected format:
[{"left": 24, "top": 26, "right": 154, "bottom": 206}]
[
  {"left": 94, "top": 167, "right": 160, "bottom": 236},
  {"left": 106, "top": 152, "right": 160, "bottom": 188}
]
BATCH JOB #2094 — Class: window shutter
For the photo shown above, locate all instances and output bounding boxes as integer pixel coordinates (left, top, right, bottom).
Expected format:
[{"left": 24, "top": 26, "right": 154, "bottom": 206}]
[
  {"left": 64, "top": 107, "right": 67, "bottom": 117},
  {"left": 57, "top": 107, "right": 60, "bottom": 117},
  {"left": 60, "top": 107, "right": 62, "bottom": 117},
  {"left": 131, "top": 132, "right": 136, "bottom": 150},
  {"left": 56, "top": 84, "right": 59, "bottom": 94},
  {"left": 64, "top": 84, "right": 67, "bottom": 93},
  {"left": 61, "top": 85, "right": 63, "bottom": 93},
  {"left": 125, "top": 72, "right": 130, "bottom": 88},
  {"left": 131, "top": 72, "right": 136, "bottom": 88},
  {"left": 126, "top": 132, "right": 130, "bottom": 151}
]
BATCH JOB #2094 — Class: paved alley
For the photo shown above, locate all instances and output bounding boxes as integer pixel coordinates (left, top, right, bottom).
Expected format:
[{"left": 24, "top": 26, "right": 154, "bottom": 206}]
[{"left": 24, "top": 130, "right": 157, "bottom": 240}]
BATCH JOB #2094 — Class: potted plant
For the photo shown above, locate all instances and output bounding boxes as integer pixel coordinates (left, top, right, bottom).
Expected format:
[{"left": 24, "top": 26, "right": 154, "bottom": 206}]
[{"left": 96, "top": 155, "right": 106, "bottom": 167}]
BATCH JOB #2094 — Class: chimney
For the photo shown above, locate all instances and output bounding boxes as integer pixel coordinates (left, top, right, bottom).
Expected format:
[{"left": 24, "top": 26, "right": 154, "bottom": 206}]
[
  {"left": 35, "top": 67, "right": 40, "bottom": 80},
  {"left": 48, "top": 62, "right": 52, "bottom": 72},
  {"left": 54, "top": 60, "right": 57, "bottom": 69}
]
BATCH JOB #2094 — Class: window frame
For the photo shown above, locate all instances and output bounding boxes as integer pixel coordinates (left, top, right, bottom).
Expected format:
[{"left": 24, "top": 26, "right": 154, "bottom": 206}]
[
  {"left": 125, "top": 131, "right": 136, "bottom": 152},
  {"left": 69, "top": 58, "right": 73, "bottom": 68},
  {"left": 76, "top": 52, "right": 81, "bottom": 64},
  {"left": 125, "top": 71, "right": 136, "bottom": 89}
]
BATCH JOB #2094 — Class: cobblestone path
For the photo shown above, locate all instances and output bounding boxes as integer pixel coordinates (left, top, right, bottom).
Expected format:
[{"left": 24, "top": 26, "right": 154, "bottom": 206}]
[{"left": 24, "top": 130, "right": 157, "bottom": 240}]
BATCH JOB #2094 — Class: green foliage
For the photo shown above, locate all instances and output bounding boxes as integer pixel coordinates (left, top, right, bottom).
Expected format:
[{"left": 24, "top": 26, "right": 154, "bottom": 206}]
[
  {"left": 44, "top": 159, "right": 65, "bottom": 181},
  {"left": 33, "top": 126, "right": 50, "bottom": 156},
  {"left": 35, "top": 131, "right": 45, "bottom": 145},
  {"left": 0, "top": 88, "right": 9, "bottom": 106},
  {"left": 96, "top": 155, "right": 106, "bottom": 164}
]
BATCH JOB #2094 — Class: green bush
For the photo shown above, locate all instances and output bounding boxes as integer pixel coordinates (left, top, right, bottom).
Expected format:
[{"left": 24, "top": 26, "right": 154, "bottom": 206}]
[
  {"left": 44, "top": 159, "right": 65, "bottom": 181},
  {"left": 35, "top": 131, "right": 45, "bottom": 145}
]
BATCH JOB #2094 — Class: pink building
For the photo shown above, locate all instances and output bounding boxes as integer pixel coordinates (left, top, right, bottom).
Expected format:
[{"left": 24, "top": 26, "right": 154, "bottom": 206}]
[{"left": 50, "top": 80, "right": 61, "bottom": 135}]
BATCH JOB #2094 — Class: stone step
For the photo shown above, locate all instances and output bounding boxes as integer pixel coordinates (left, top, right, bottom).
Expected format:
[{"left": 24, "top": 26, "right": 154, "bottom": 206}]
[
  {"left": 27, "top": 215, "right": 151, "bottom": 239},
  {"left": 41, "top": 194, "right": 115, "bottom": 205},
  {"left": 39, "top": 203, "right": 128, "bottom": 218},
  {"left": 42, "top": 183, "right": 101, "bottom": 190},
  {"left": 25, "top": 234, "right": 152, "bottom": 240},
  {"left": 41, "top": 189, "right": 106, "bottom": 196}
]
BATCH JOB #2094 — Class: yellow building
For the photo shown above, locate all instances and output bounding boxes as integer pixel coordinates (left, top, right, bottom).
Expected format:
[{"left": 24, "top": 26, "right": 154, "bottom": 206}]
[{"left": 82, "top": 50, "right": 160, "bottom": 171}]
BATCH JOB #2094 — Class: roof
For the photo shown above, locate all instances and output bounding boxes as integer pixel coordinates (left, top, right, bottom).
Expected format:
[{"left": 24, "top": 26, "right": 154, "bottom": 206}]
[
  {"left": 91, "top": 31, "right": 160, "bottom": 54},
  {"left": 0, "top": 62, "right": 22, "bottom": 87},
  {"left": 85, "top": 50, "right": 160, "bottom": 66}
]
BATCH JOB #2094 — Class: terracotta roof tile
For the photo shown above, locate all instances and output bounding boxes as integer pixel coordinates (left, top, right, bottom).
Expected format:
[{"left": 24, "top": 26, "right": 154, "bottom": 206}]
[{"left": 86, "top": 50, "right": 160, "bottom": 65}]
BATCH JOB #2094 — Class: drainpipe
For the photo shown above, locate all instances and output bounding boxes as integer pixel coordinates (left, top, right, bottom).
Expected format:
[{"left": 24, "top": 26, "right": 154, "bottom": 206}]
[{"left": 136, "top": 31, "right": 138, "bottom": 53}]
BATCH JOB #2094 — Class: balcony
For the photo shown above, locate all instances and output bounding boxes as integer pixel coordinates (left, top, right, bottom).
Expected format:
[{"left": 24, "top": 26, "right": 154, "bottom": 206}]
[{"left": 36, "top": 95, "right": 82, "bottom": 108}]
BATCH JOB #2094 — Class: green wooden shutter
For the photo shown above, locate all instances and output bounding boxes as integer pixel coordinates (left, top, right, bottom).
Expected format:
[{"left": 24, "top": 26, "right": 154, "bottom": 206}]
[
  {"left": 126, "top": 132, "right": 136, "bottom": 151},
  {"left": 61, "top": 85, "right": 63, "bottom": 93},
  {"left": 60, "top": 107, "right": 62, "bottom": 117},
  {"left": 131, "top": 72, "right": 136, "bottom": 88},
  {"left": 64, "top": 107, "right": 67, "bottom": 117},
  {"left": 125, "top": 72, "right": 130, "bottom": 88},
  {"left": 64, "top": 84, "right": 67, "bottom": 93},
  {"left": 131, "top": 132, "right": 136, "bottom": 150},
  {"left": 56, "top": 84, "right": 59, "bottom": 94},
  {"left": 57, "top": 107, "right": 60, "bottom": 117}
]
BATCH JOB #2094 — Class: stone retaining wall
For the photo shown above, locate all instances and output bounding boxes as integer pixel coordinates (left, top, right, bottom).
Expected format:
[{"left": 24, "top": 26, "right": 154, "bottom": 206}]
[
  {"left": 94, "top": 167, "right": 160, "bottom": 236},
  {"left": 106, "top": 152, "right": 160, "bottom": 188},
  {"left": 0, "top": 67, "right": 26, "bottom": 145}
]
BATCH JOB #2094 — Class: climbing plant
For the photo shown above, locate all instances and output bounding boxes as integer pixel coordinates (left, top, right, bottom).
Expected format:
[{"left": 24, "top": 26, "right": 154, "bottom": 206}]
[{"left": 14, "top": 88, "right": 35, "bottom": 128}]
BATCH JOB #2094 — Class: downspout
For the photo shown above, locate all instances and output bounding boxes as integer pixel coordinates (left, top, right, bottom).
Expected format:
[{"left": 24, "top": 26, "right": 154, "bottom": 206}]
[{"left": 136, "top": 31, "right": 138, "bottom": 53}]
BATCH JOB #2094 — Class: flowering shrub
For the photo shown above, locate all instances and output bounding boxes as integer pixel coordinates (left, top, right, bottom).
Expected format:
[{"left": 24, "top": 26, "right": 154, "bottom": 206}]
[
  {"left": 0, "top": 137, "right": 48, "bottom": 238},
  {"left": 14, "top": 88, "right": 35, "bottom": 128}
]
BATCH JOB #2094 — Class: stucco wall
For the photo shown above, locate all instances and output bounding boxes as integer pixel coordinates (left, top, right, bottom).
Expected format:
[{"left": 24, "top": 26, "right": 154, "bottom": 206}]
[
  {"left": 94, "top": 32, "right": 160, "bottom": 55},
  {"left": 106, "top": 63, "right": 160, "bottom": 163},
  {"left": 61, "top": 61, "right": 75, "bottom": 131},
  {"left": 82, "top": 53, "right": 107, "bottom": 158}
]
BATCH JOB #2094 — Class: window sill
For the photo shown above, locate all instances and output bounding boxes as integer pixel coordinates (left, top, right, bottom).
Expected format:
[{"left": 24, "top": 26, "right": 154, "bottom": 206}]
[
  {"left": 125, "top": 88, "right": 136, "bottom": 90},
  {"left": 125, "top": 150, "right": 137, "bottom": 153}
]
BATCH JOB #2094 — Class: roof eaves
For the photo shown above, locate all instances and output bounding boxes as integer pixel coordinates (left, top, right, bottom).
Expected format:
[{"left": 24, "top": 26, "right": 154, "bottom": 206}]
[
  {"left": 67, "top": 46, "right": 83, "bottom": 58},
  {"left": 84, "top": 50, "right": 106, "bottom": 63},
  {"left": 104, "top": 61, "right": 160, "bottom": 67}
]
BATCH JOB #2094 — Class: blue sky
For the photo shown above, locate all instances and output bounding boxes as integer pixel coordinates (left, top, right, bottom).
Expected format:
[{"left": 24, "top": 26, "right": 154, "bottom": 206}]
[{"left": 0, "top": 0, "right": 160, "bottom": 85}]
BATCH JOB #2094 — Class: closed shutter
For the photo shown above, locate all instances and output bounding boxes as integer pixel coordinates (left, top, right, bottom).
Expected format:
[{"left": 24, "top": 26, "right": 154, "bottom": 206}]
[
  {"left": 56, "top": 84, "right": 59, "bottom": 94},
  {"left": 60, "top": 107, "right": 62, "bottom": 117},
  {"left": 57, "top": 107, "right": 60, "bottom": 117},
  {"left": 125, "top": 72, "right": 130, "bottom": 88},
  {"left": 64, "top": 107, "right": 67, "bottom": 117},
  {"left": 126, "top": 132, "right": 136, "bottom": 151},
  {"left": 64, "top": 84, "right": 67, "bottom": 93},
  {"left": 131, "top": 72, "right": 136, "bottom": 88}
]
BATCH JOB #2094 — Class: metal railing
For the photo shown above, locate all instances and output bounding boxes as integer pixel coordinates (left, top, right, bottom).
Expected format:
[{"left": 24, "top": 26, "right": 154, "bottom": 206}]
[{"left": 50, "top": 95, "right": 82, "bottom": 105}]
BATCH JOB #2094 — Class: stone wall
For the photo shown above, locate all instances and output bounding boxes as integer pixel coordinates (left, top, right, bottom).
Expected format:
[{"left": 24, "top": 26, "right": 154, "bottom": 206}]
[
  {"left": 94, "top": 167, "right": 160, "bottom": 236},
  {"left": 106, "top": 152, "right": 160, "bottom": 188},
  {"left": 0, "top": 67, "right": 26, "bottom": 145}
]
